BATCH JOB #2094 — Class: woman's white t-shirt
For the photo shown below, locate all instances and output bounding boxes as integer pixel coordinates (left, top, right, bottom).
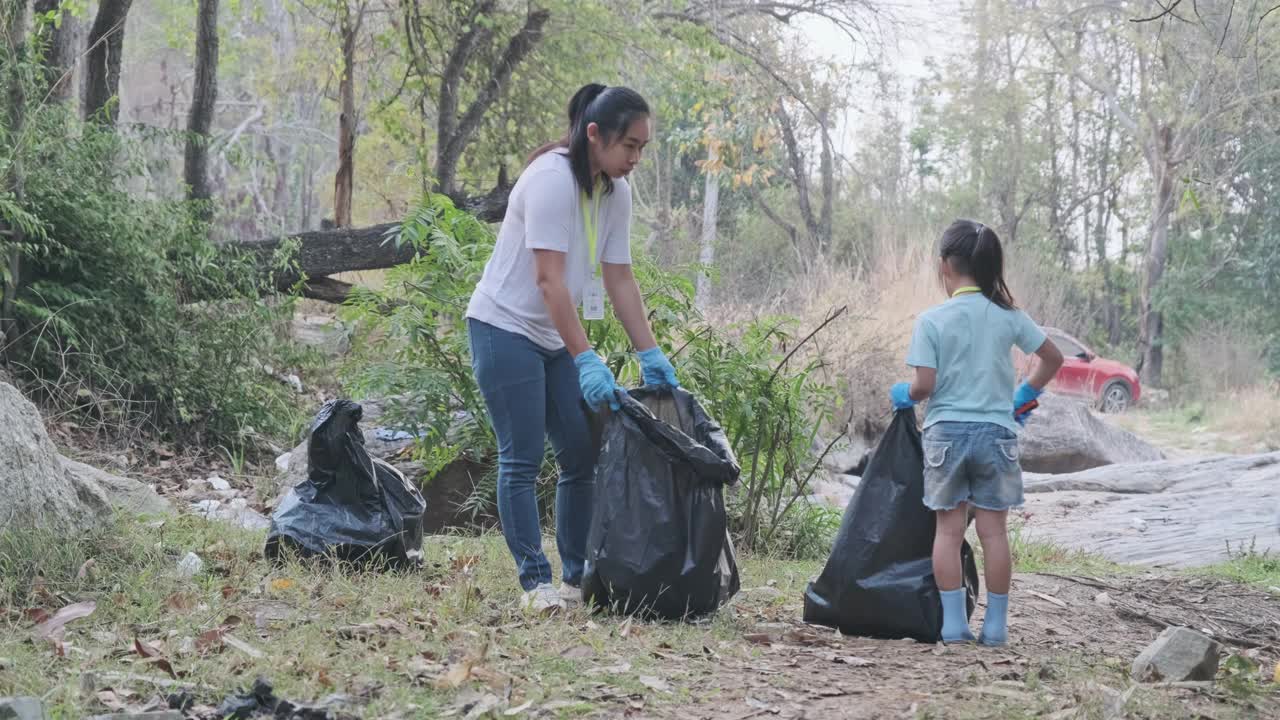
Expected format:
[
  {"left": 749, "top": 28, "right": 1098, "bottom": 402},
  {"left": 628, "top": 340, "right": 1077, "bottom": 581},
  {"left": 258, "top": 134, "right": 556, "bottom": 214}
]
[{"left": 466, "top": 148, "right": 633, "bottom": 350}]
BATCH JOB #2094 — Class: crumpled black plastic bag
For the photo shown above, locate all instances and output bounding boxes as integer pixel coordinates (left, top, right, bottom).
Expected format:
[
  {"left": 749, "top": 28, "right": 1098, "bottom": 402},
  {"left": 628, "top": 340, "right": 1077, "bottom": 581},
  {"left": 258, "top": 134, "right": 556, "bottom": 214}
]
[
  {"left": 803, "top": 409, "right": 980, "bottom": 642},
  {"left": 265, "top": 400, "right": 426, "bottom": 569},
  {"left": 583, "top": 387, "right": 741, "bottom": 619}
]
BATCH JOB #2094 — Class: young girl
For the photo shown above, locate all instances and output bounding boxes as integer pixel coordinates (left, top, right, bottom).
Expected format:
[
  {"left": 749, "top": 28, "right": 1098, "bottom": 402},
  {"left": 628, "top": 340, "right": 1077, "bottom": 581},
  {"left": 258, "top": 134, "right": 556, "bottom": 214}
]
[
  {"left": 465, "top": 84, "right": 678, "bottom": 613},
  {"left": 889, "top": 219, "right": 1064, "bottom": 645}
]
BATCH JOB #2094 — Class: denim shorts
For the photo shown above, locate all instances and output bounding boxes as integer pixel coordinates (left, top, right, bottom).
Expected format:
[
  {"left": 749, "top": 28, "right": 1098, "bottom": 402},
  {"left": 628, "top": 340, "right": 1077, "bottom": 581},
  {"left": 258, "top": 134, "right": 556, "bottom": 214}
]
[{"left": 922, "top": 421, "right": 1024, "bottom": 511}]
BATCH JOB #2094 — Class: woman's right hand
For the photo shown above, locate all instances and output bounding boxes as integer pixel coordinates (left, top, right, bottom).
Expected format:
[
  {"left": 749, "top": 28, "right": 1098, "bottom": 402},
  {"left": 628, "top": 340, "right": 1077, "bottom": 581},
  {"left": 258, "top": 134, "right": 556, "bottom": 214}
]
[{"left": 574, "top": 349, "right": 622, "bottom": 411}]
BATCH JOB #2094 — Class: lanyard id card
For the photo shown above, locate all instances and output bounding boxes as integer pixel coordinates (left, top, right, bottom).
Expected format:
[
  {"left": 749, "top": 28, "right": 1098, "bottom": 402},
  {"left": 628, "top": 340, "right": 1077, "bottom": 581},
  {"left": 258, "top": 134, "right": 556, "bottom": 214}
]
[{"left": 580, "top": 187, "right": 605, "bottom": 320}]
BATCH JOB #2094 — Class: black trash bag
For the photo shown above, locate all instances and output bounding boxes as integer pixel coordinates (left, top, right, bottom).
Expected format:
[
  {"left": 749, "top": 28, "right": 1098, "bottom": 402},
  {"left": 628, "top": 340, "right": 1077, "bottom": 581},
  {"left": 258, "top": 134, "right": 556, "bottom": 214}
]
[
  {"left": 803, "top": 409, "right": 980, "bottom": 642},
  {"left": 582, "top": 387, "right": 741, "bottom": 620},
  {"left": 265, "top": 400, "right": 426, "bottom": 569}
]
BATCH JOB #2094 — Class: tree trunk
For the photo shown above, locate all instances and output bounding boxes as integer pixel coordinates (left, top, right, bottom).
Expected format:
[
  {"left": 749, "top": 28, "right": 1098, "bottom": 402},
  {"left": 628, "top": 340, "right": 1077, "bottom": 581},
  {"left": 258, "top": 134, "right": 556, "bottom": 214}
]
[
  {"left": 1137, "top": 125, "right": 1176, "bottom": 387},
  {"left": 83, "top": 0, "right": 132, "bottom": 125},
  {"left": 33, "top": 0, "right": 79, "bottom": 103},
  {"left": 695, "top": 144, "right": 719, "bottom": 311},
  {"left": 1, "top": 0, "right": 28, "bottom": 349},
  {"left": 817, "top": 107, "right": 834, "bottom": 255},
  {"left": 184, "top": 0, "right": 219, "bottom": 211},
  {"left": 333, "top": 1, "right": 363, "bottom": 228},
  {"left": 434, "top": 6, "right": 550, "bottom": 196}
]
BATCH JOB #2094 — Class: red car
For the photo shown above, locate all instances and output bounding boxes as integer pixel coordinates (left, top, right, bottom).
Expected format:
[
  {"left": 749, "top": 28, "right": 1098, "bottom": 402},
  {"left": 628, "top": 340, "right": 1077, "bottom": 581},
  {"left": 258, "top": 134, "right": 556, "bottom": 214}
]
[{"left": 1035, "top": 328, "right": 1142, "bottom": 413}]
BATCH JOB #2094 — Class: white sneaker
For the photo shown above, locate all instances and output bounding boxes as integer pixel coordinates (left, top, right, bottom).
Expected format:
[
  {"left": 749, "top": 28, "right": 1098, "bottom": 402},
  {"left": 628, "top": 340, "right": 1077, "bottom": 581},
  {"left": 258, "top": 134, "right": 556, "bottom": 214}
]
[
  {"left": 520, "top": 583, "right": 566, "bottom": 614},
  {"left": 558, "top": 582, "right": 583, "bottom": 607}
]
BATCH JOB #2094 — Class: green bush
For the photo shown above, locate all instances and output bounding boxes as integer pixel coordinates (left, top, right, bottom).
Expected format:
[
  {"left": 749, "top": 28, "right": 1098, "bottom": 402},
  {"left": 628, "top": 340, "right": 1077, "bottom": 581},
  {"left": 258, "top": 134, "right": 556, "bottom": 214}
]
[
  {"left": 343, "top": 195, "right": 846, "bottom": 558},
  {"left": 1, "top": 100, "right": 300, "bottom": 447}
]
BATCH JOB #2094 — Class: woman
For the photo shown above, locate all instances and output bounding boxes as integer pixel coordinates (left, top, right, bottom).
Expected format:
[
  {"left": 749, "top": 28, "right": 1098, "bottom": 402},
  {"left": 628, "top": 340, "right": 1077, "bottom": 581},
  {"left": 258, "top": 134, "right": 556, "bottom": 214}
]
[{"left": 465, "top": 84, "right": 678, "bottom": 612}]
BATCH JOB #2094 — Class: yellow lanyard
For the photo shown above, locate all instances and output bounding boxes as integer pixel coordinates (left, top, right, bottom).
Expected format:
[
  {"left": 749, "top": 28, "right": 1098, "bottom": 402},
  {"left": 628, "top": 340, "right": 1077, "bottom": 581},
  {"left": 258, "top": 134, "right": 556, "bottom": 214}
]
[
  {"left": 952, "top": 285, "right": 981, "bottom": 297},
  {"left": 580, "top": 185, "right": 602, "bottom": 278}
]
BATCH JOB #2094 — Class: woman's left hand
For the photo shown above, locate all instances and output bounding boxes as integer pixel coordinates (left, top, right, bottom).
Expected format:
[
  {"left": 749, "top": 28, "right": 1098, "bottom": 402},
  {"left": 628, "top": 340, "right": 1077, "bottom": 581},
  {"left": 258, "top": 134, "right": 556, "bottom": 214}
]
[{"left": 638, "top": 347, "right": 679, "bottom": 389}]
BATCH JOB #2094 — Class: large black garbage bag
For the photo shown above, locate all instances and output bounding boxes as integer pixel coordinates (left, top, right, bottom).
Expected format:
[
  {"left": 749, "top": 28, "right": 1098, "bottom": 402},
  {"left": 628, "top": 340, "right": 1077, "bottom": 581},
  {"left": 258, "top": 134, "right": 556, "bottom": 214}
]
[
  {"left": 583, "top": 387, "right": 741, "bottom": 619},
  {"left": 803, "top": 410, "right": 979, "bottom": 641},
  {"left": 265, "top": 400, "right": 426, "bottom": 569}
]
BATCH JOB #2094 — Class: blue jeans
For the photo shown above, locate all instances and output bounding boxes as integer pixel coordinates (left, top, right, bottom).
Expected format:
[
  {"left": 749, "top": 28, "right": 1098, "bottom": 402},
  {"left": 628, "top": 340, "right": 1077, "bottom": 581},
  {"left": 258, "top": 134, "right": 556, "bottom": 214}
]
[
  {"left": 467, "top": 319, "right": 596, "bottom": 591},
  {"left": 922, "top": 421, "right": 1024, "bottom": 511}
]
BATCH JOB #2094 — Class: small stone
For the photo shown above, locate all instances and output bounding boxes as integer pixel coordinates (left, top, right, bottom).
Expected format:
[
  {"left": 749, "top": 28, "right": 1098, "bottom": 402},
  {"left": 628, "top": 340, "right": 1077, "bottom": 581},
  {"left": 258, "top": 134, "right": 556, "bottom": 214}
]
[
  {"left": 1094, "top": 592, "right": 1112, "bottom": 606},
  {"left": 207, "top": 475, "right": 232, "bottom": 492},
  {"left": 1131, "top": 518, "right": 1148, "bottom": 533},
  {"left": 0, "top": 697, "right": 46, "bottom": 720},
  {"left": 1131, "top": 626, "right": 1222, "bottom": 682},
  {"left": 229, "top": 498, "right": 249, "bottom": 510},
  {"left": 283, "top": 374, "right": 304, "bottom": 394},
  {"left": 274, "top": 453, "right": 291, "bottom": 472},
  {"left": 177, "top": 552, "right": 204, "bottom": 579}
]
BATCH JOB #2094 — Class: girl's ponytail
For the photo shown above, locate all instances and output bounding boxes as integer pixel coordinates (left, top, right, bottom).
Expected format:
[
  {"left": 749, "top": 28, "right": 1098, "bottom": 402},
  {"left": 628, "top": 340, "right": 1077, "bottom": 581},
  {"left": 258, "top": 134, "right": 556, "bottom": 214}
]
[{"left": 940, "top": 219, "right": 1017, "bottom": 310}]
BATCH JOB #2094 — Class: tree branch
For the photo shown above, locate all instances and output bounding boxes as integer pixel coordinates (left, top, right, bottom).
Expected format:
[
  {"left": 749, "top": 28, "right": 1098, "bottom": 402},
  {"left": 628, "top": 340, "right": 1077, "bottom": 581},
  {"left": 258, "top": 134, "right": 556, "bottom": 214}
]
[{"left": 437, "top": 0, "right": 497, "bottom": 150}]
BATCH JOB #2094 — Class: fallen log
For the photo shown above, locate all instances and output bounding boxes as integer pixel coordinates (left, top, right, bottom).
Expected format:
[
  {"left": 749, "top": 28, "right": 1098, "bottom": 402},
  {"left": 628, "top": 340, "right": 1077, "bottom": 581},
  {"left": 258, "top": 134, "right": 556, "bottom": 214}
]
[{"left": 241, "top": 184, "right": 511, "bottom": 303}]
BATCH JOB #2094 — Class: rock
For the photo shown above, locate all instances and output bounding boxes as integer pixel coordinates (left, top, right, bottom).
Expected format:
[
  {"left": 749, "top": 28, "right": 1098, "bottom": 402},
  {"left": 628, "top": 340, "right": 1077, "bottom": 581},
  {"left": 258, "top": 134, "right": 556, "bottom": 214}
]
[
  {"left": 85, "top": 714, "right": 183, "bottom": 720},
  {"left": 1094, "top": 592, "right": 1112, "bottom": 606},
  {"left": 282, "top": 374, "right": 304, "bottom": 394},
  {"left": 61, "top": 458, "right": 172, "bottom": 517},
  {"left": 1019, "top": 393, "right": 1163, "bottom": 474},
  {"left": 177, "top": 552, "right": 204, "bottom": 579},
  {"left": 1, "top": 382, "right": 169, "bottom": 533},
  {"left": 1023, "top": 451, "right": 1280, "bottom": 567},
  {"left": 1131, "top": 627, "right": 1221, "bottom": 682},
  {"left": 1131, "top": 517, "right": 1148, "bottom": 533},
  {"left": 0, "top": 697, "right": 45, "bottom": 720},
  {"left": 291, "top": 313, "right": 351, "bottom": 356},
  {"left": 206, "top": 475, "right": 232, "bottom": 492},
  {"left": 192, "top": 500, "right": 271, "bottom": 531}
]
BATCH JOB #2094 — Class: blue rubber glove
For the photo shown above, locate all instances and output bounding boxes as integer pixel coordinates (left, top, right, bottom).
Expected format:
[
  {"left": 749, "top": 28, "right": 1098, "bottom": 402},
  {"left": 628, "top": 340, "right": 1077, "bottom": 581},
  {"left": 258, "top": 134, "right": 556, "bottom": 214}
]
[
  {"left": 574, "top": 350, "right": 622, "bottom": 411},
  {"left": 1013, "top": 381, "right": 1043, "bottom": 425},
  {"left": 890, "top": 382, "right": 915, "bottom": 410},
  {"left": 637, "top": 347, "right": 679, "bottom": 389}
]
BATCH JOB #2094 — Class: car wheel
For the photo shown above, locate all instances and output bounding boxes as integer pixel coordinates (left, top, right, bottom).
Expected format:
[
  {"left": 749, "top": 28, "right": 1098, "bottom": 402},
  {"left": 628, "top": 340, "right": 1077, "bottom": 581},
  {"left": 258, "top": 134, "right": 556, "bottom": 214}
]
[{"left": 1099, "top": 380, "right": 1133, "bottom": 414}]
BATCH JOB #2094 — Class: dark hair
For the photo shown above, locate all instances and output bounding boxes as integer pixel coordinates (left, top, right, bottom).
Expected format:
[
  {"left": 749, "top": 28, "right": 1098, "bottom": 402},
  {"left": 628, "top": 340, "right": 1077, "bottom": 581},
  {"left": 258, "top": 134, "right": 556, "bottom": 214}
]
[
  {"left": 527, "top": 83, "right": 650, "bottom": 197},
  {"left": 939, "top": 219, "right": 1016, "bottom": 310}
]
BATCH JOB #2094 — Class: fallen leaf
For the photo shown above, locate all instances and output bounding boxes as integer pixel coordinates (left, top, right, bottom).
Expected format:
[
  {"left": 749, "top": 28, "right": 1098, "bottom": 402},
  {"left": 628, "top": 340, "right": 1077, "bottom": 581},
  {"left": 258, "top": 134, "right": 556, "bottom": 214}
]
[
  {"left": 77, "top": 559, "right": 97, "bottom": 580},
  {"left": 97, "top": 690, "right": 129, "bottom": 712},
  {"left": 221, "top": 586, "right": 237, "bottom": 600},
  {"left": 165, "top": 593, "right": 195, "bottom": 612},
  {"left": 222, "top": 633, "right": 265, "bottom": 659},
  {"left": 433, "top": 658, "right": 477, "bottom": 689},
  {"left": 451, "top": 555, "right": 481, "bottom": 574},
  {"left": 196, "top": 627, "right": 226, "bottom": 654},
  {"left": 639, "top": 676, "right": 672, "bottom": 693},
  {"left": 270, "top": 578, "right": 296, "bottom": 592},
  {"left": 221, "top": 615, "right": 244, "bottom": 628},
  {"left": 585, "top": 661, "right": 632, "bottom": 676},
  {"left": 504, "top": 700, "right": 534, "bottom": 716},
  {"left": 24, "top": 608, "right": 51, "bottom": 625},
  {"left": 133, "top": 638, "right": 178, "bottom": 679},
  {"left": 36, "top": 600, "right": 97, "bottom": 641},
  {"left": 560, "top": 645, "right": 595, "bottom": 660},
  {"left": 782, "top": 629, "right": 823, "bottom": 645},
  {"left": 619, "top": 617, "right": 634, "bottom": 638},
  {"left": 837, "top": 656, "right": 876, "bottom": 667},
  {"left": 743, "top": 633, "right": 774, "bottom": 645},
  {"left": 1027, "top": 590, "right": 1068, "bottom": 609}
]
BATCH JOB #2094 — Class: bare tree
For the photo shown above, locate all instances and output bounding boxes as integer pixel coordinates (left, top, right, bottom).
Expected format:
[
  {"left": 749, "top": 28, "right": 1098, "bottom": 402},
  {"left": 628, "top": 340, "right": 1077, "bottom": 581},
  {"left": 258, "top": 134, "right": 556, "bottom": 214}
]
[
  {"left": 333, "top": 0, "right": 367, "bottom": 228},
  {"left": 184, "top": 0, "right": 220, "bottom": 210},
  {"left": 83, "top": 0, "right": 132, "bottom": 125}
]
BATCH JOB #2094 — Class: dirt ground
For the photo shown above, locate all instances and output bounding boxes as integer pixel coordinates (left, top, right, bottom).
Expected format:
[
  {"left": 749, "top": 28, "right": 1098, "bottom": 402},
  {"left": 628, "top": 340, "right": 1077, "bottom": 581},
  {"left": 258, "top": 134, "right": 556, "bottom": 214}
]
[{"left": 632, "top": 573, "right": 1280, "bottom": 720}]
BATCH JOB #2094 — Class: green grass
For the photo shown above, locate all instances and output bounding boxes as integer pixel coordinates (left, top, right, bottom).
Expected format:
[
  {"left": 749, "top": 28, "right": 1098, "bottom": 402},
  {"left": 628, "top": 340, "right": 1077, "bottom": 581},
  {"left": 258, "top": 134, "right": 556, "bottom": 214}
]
[
  {"left": 0, "top": 513, "right": 818, "bottom": 719},
  {"left": 1196, "top": 540, "right": 1280, "bottom": 589}
]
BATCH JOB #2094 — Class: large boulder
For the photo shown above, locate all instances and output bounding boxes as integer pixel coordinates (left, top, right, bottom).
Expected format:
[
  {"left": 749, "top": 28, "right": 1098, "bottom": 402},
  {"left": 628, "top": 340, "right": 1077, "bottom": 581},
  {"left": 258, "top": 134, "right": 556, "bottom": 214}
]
[
  {"left": 1019, "top": 393, "right": 1163, "bottom": 473},
  {"left": 0, "top": 382, "right": 170, "bottom": 532},
  {"left": 1022, "top": 451, "right": 1280, "bottom": 567},
  {"left": 1131, "top": 627, "right": 1222, "bottom": 682}
]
